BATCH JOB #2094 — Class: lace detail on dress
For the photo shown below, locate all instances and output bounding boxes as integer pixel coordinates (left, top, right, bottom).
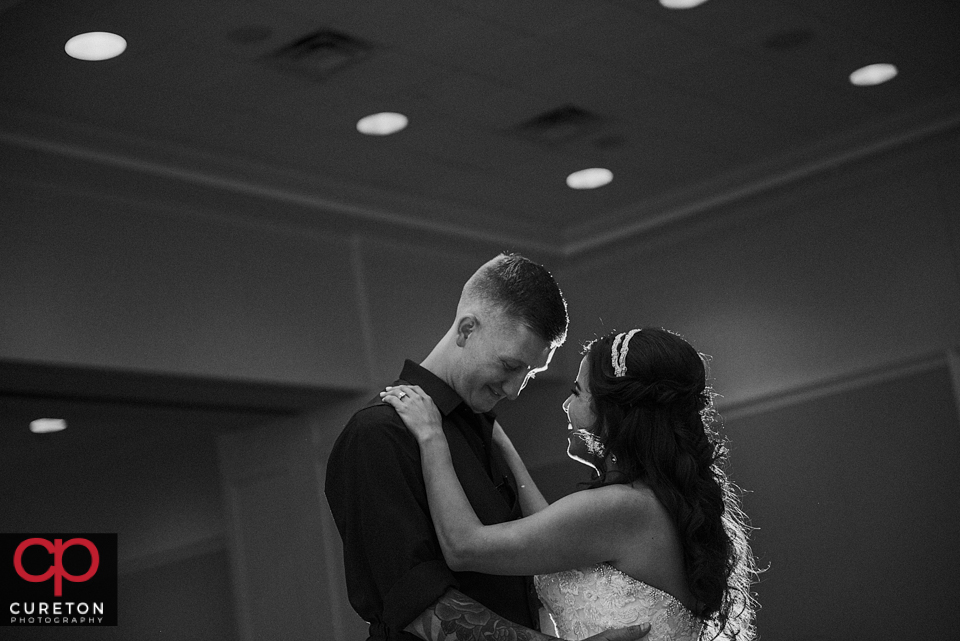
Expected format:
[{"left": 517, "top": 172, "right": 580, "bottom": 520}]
[{"left": 534, "top": 563, "right": 703, "bottom": 641}]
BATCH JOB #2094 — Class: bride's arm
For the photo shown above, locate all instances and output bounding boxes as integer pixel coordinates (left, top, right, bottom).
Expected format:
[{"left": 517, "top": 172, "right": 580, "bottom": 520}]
[
  {"left": 382, "top": 385, "right": 643, "bottom": 577},
  {"left": 492, "top": 420, "right": 549, "bottom": 515}
]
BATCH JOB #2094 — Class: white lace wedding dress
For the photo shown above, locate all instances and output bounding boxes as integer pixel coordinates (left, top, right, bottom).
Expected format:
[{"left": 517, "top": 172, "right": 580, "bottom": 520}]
[{"left": 535, "top": 563, "right": 703, "bottom": 641}]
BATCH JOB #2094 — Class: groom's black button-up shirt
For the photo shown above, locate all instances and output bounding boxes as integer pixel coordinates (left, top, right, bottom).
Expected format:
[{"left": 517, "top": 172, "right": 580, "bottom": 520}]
[{"left": 325, "top": 360, "right": 538, "bottom": 640}]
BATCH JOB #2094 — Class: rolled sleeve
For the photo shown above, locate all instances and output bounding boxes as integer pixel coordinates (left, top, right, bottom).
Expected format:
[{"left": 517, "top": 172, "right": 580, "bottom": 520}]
[{"left": 326, "top": 403, "right": 457, "bottom": 634}]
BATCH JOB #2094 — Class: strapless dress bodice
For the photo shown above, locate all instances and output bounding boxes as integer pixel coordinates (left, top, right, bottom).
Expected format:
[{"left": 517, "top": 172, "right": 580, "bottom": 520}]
[{"left": 534, "top": 563, "right": 702, "bottom": 641}]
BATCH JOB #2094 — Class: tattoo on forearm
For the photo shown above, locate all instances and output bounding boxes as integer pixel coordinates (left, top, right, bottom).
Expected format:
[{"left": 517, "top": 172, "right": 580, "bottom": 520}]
[{"left": 408, "top": 590, "right": 546, "bottom": 641}]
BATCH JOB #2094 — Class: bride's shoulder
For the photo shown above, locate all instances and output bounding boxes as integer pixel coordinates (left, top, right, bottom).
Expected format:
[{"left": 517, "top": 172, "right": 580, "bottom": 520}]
[
  {"left": 582, "top": 481, "right": 657, "bottom": 502},
  {"left": 573, "top": 483, "right": 661, "bottom": 522}
]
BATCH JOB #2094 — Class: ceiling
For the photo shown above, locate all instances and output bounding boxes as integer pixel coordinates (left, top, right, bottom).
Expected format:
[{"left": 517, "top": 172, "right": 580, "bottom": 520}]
[{"left": 1, "top": 0, "right": 958, "bottom": 254}]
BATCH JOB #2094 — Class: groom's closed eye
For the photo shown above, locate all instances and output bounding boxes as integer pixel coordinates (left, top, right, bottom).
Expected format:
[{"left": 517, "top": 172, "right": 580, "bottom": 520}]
[{"left": 501, "top": 360, "right": 523, "bottom": 372}]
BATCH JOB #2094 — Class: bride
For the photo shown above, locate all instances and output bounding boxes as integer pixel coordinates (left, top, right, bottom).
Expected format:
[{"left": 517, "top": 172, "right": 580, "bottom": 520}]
[{"left": 381, "top": 327, "right": 758, "bottom": 641}]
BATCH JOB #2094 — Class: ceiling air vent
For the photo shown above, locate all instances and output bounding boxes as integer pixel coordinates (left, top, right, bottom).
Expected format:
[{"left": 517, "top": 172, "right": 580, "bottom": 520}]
[
  {"left": 511, "top": 105, "right": 603, "bottom": 144},
  {"left": 266, "top": 29, "right": 373, "bottom": 82}
]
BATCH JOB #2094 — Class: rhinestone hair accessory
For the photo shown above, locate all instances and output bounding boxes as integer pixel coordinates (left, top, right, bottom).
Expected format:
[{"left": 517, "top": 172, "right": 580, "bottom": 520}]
[{"left": 610, "top": 329, "right": 641, "bottom": 377}]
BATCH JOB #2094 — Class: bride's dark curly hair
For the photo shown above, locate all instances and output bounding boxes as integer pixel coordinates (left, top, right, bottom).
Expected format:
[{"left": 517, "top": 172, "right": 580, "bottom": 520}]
[{"left": 583, "top": 328, "right": 759, "bottom": 641}]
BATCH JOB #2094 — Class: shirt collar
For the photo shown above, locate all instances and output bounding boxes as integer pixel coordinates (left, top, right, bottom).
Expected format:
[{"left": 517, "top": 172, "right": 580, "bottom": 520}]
[{"left": 398, "top": 360, "right": 465, "bottom": 417}]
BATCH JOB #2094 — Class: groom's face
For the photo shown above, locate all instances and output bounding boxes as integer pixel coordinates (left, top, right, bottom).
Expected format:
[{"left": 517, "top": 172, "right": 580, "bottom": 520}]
[{"left": 455, "top": 313, "right": 554, "bottom": 413}]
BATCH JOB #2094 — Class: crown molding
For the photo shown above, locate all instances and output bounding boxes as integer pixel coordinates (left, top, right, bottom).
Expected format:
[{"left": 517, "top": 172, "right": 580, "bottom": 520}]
[
  {"left": 560, "top": 94, "right": 960, "bottom": 258},
  {"left": 0, "top": 106, "right": 563, "bottom": 257},
  {"left": 3, "top": 95, "right": 959, "bottom": 263}
]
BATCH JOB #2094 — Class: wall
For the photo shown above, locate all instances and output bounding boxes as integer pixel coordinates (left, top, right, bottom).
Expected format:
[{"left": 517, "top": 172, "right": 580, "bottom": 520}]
[
  {"left": 0, "top": 175, "right": 369, "bottom": 390},
  {"left": 725, "top": 361, "right": 960, "bottom": 641}
]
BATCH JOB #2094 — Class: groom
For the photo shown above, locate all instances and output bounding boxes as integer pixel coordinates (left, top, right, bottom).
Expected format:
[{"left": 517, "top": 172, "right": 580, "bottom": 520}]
[{"left": 325, "top": 253, "right": 648, "bottom": 641}]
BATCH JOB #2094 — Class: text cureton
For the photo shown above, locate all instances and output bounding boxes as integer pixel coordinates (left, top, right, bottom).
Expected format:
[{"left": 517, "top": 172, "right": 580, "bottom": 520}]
[{"left": 9, "top": 602, "right": 104, "bottom": 615}]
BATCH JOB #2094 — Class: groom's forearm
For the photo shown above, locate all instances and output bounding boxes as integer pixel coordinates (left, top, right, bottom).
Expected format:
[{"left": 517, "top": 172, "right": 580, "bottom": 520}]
[
  {"left": 504, "top": 446, "right": 549, "bottom": 516},
  {"left": 404, "top": 589, "right": 553, "bottom": 641},
  {"left": 493, "top": 421, "right": 549, "bottom": 515}
]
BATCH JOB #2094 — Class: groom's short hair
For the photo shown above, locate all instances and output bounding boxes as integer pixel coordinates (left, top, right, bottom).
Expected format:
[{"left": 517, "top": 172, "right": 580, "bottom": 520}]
[{"left": 461, "top": 252, "right": 568, "bottom": 348}]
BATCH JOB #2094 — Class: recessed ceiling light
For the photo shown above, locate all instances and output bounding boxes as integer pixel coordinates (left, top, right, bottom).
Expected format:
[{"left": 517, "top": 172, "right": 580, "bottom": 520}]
[
  {"left": 659, "top": 0, "right": 710, "bottom": 9},
  {"left": 356, "top": 112, "right": 408, "bottom": 136},
  {"left": 567, "top": 168, "right": 613, "bottom": 190},
  {"left": 30, "top": 418, "right": 67, "bottom": 434},
  {"left": 849, "top": 63, "right": 898, "bottom": 86},
  {"left": 65, "top": 32, "right": 127, "bottom": 61}
]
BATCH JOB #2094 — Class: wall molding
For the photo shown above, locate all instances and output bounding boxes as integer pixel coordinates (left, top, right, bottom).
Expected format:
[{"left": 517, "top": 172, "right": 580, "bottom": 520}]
[
  {"left": 718, "top": 350, "right": 954, "bottom": 423},
  {"left": 947, "top": 349, "right": 960, "bottom": 421},
  {"left": 118, "top": 533, "right": 227, "bottom": 576},
  {"left": 350, "top": 236, "right": 381, "bottom": 390}
]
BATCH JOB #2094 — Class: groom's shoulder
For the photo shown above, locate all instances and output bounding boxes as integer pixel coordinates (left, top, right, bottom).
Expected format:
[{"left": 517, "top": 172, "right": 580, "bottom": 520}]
[
  {"left": 338, "top": 394, "right": 409, "bottom": 443},
  {"left": 350, "top": 398, "right": 402, "bottom": 427},
  {"left": 345, "top": 377, "right": 411, "bottom": 428},
  {"left": 328, "top": 401, "right": 415, "bottom": 474}
]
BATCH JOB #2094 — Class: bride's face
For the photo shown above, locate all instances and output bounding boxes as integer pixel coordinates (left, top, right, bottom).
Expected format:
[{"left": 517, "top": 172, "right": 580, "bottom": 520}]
[{"left": 563, "top": 356, "right": 603, "bottom": 469}]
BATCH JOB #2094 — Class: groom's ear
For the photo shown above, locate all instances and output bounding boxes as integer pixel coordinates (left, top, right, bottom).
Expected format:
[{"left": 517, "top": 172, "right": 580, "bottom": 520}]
[{"left": 455, "top": 314, "right": 479, "bottom": 348}]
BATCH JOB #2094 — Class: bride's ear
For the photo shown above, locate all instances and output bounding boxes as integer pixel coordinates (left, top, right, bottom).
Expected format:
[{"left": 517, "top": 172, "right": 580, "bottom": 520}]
[{"left": 455, "top": 314, "right": 478, "bottom": 348}]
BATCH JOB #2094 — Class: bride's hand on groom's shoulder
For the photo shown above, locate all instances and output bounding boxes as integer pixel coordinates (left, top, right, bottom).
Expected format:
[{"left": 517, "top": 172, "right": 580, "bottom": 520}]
[{"left": 380, "top": 384, "right": 444, "bottom": 443}]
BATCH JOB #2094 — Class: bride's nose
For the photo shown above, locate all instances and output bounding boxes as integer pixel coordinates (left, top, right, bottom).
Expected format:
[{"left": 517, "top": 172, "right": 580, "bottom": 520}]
[{"left": 562, "top": 395, "right": 572, "bottom": 412}]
